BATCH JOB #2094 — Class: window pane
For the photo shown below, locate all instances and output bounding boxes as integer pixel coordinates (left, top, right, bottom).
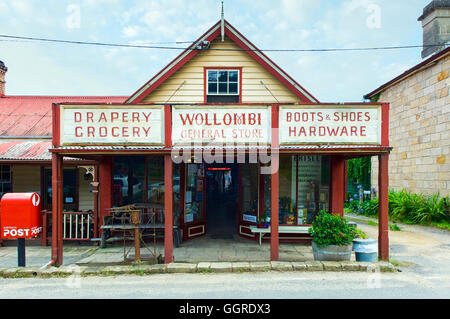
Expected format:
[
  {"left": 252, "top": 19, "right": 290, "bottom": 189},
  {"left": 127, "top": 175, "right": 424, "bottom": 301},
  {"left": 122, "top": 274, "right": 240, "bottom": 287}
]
[
  {"left": 297, "top": 155, "right": 330, "bottom": 224},
  {"left": 218, "top": 71, "right": 228, "bottom": 82},
  {"left": 148, "top": 156, "right": 164, "bottom": 205},
  {"left": 3, "top": 183, "right": 11, "bottom": 193},
  {"left": 219, "top": 82, "right": 228, "bottom": 94},
  {"left": 278, "top": 155, "right": 296, "bottom": 225},
  {"left": 208, "top": 83, "right": 217, "bottom": 94},
  {"left": 229, "top": 83, "right": 238, "bottom": 94},
  {"left": 229, "top": 71, "right": 238, "bottom": 82},
  {"left": 208, "top": 70, "right": 217, "bottom": 82}
]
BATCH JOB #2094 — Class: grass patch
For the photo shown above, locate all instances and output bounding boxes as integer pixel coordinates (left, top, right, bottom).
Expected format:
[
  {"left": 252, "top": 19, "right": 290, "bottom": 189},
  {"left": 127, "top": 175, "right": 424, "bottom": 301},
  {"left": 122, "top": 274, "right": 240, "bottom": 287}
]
[
  {"left": 431, "top": 220, "right": 450, "bottom": 231},
  {"left": 367, "top": 220, "right": 378, "bottom": 226},
  {"left": 389, "top": 223, "right": 401, "bottom": 231}
]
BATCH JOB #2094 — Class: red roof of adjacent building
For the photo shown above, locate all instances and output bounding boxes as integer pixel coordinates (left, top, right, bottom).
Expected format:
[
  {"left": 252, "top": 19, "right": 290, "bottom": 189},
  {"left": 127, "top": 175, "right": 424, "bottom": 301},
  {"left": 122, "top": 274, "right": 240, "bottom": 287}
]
[{"left": 0, "top": 95, "right": 127, "bottom": 137}]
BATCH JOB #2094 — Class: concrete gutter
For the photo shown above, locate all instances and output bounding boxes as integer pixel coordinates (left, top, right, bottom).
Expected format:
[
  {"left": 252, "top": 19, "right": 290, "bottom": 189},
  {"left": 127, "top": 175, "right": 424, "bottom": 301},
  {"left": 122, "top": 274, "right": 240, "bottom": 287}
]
[{"left": 0, "top": 260, "right": 397, "bottom": 278}]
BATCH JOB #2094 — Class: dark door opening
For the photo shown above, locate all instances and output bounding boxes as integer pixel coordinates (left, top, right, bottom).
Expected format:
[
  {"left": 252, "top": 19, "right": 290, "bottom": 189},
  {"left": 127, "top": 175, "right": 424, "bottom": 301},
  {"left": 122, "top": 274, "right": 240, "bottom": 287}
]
[{"left": 205, "top": 164, "right": 238, "bottom": 238}]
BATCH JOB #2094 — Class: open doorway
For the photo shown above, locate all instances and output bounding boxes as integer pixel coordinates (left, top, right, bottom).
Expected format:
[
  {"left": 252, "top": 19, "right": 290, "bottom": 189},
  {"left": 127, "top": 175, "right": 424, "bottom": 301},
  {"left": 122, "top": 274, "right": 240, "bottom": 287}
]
[{"left": 205, "top": 164, "right": 239, "bottom": 238}]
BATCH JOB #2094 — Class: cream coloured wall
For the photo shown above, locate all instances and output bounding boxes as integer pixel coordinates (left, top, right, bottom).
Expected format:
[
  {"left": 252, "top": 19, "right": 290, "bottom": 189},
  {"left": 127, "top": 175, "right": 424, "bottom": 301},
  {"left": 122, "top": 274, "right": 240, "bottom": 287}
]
[{"left": 142, "top": 36, "right": 302, "bottom": 104}]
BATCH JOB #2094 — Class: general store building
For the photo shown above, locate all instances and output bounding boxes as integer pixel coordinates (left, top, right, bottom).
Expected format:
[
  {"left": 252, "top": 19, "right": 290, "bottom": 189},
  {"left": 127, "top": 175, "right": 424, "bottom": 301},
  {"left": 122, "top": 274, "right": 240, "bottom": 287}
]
[{"left": 0, "top": 20, "right": 391, "bottom": 265}]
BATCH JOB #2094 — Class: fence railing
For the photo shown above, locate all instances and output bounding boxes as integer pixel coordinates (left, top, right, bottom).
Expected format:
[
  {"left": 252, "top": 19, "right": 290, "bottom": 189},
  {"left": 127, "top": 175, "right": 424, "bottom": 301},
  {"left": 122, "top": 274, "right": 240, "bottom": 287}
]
[{"left": 41, "top": 210, "right": 96, "bottom": 246}]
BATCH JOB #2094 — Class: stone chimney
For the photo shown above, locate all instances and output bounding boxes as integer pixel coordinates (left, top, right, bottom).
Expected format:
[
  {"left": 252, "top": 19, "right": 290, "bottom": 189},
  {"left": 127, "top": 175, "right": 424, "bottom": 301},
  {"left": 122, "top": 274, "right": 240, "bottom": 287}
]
[
  {"left": 0, "top": 60, "right": 7, "bottom": 97},
  {"left": 418, "top": 0, "right": 450, "bottom": 59}
]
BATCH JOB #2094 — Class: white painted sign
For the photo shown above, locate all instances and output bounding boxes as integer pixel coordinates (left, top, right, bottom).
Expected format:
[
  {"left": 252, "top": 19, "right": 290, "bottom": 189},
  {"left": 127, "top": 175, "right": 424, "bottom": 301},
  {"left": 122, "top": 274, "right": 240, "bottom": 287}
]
[
  {"left": 60, "top": 105, "right": 165, "bottom": 145},
  {"left": 279, "top": 106, "right": 381, "bottom": 144},
  {"left": 172, "top": 106, "right": 271, "bottom": 146}
]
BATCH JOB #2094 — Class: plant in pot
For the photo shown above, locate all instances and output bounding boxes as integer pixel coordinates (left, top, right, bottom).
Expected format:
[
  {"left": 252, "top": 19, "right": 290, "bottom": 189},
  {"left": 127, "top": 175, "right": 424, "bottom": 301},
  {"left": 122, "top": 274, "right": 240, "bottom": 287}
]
[
  {"left": 308, "top": 211, "right": 356, "bottom": 261},
  {"left": 257, "top": 212, "right": 269, "bottom": 228},
  {"left": 352, "top": 228, "right": 378, "bottom": 262}
]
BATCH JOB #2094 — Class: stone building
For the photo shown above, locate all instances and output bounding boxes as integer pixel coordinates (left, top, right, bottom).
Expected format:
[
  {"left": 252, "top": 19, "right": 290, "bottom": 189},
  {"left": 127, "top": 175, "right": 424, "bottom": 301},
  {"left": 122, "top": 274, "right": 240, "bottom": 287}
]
[{"left": 365, "top": 1, "right": 450, "bottom": 196}]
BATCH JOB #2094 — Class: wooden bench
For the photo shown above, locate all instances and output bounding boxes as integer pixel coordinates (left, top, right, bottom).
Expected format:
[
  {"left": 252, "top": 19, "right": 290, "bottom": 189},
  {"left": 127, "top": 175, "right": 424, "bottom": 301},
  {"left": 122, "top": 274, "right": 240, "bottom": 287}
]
[{"left": 250, "top": 226, "right": 311, "bottom": 245}]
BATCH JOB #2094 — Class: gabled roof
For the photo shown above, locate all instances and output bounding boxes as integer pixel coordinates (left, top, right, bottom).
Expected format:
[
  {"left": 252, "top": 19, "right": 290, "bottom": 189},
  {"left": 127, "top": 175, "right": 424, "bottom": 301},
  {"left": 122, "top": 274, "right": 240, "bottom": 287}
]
[
  {"left": 0, "top": 95, "right": 127, "bottom": 137},
  {"left": 126, "top": 20, "right": 318, "bottom": 104}
]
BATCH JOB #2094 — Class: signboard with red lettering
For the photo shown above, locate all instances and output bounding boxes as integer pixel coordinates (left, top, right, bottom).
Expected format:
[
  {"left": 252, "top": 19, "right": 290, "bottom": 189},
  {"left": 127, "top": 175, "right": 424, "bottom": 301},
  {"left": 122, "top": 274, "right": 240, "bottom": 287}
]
[
  {"left": 172, "top": 106, "right": 271, "bottom": 146},
  {"left": 59, "top": 105, "right": 165, "bottom": 145},
  {"left": 1, "top": 193, "right": 43, "bottom": 239},
  {"left": 279, "top": 105, "right": 381, "bottom": 145}
]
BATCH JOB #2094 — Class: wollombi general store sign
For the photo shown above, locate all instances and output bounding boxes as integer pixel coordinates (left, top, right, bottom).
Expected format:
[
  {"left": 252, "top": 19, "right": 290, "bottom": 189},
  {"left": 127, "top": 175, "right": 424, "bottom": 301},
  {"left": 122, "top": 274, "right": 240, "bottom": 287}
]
[
  {"left": 279, "top": 105, "right": 381, "bottom": 145},
  {"left": 172, "top": 106, "right": 271, "bottom": 146},
  {"left": 59, "top": 105, "right": 165, "bottom": 145}
]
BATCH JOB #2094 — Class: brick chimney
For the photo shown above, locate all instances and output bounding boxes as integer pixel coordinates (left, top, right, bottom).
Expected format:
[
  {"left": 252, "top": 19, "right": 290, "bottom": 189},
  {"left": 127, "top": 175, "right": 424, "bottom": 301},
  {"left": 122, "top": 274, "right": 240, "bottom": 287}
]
[
  {"left": 418, "top": 0, "right": 450, "bottom": 59},
  {"left": 0, "top": 60, "right": 7, "bottom": 97}
]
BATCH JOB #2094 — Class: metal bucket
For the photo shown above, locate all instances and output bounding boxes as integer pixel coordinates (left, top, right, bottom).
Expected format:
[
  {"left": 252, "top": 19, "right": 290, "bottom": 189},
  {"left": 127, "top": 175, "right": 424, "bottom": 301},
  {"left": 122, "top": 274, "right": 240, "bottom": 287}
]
[
  {"left": 312, "top": 241, "right": 353, "bottom": 261},
  {"left": 353, "top": 238, "right": 378, "bottom": 262}
]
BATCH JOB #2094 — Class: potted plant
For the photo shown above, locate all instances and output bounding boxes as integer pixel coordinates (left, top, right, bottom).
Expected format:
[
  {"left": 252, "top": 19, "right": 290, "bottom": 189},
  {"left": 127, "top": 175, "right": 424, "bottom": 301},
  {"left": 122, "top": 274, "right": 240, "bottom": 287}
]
[
  {"left": 308, "top": 211, "right": 356, "bottom": 261},
  {"left": 352, "top": 228, "right": 378, "bottom": 262},
  {"left": 257, "top": 212, "right": 269, "bottom": 228}
]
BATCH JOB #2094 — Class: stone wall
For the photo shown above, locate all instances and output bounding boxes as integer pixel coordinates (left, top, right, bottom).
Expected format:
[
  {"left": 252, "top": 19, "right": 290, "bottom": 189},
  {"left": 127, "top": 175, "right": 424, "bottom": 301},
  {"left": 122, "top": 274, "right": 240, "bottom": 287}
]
[{"left": 371, "top": 54, "right": 450, "bottom": 196}]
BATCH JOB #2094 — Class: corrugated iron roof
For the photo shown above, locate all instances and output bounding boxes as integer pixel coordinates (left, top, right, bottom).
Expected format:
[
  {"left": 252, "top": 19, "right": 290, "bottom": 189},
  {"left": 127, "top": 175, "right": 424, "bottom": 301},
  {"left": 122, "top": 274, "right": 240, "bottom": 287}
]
[
  {"left": 0, "top": 141, "right": 91, "bottom": 161},
  {"left": 0, "top": 141, "right": 52, "bottom": 160},
  {"left": 0, "top": 96, "right": 127, "bottom": 137}
]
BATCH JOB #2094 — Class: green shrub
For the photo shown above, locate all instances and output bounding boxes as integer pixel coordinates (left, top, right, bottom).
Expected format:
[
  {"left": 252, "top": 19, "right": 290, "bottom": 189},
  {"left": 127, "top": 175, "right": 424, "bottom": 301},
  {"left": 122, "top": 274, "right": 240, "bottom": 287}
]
[
  {"left": 308, "top": 211, "right": 356, "bottom": 247},
  {"left": 345, "top": 189, "right": 449, "bottom": 226}
]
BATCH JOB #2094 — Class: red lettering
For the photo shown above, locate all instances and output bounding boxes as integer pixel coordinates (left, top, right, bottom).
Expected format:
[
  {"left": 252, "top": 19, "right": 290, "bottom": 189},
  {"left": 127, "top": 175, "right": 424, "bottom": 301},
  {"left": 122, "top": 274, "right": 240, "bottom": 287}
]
[
  {"left": 74, "top": 112, "right": 82, "bottom": 122},
  {"left": 179, "top": 113, "right": 194, "bottom": 125},
  {"left": 133, "top": 127, "right": 140, "bottom": 137},
  {"left": 286, "top": 112, "right": 292, "bottom": 122},
  {"left": 111, "top": 112, "right": 119, "bottom": 122},
  {"left": 112, "top": 127, "right": 119, "bottom": 137},
  {"left": 99, "top": 127, "right": 107, "bottom": 137},
  {"left": 142, "top": 112, "right": 152, "bottom": 122},
  {"left": 98, "top": 112, "right": 107, "bottom": 122},
  {"left": 122, "top": 127, "right": 129, "bottom": 137},
  {"left": 75, "top": 127, "right": 83, "bottom": 137},
  {"left": 132, "top": 112, "right": 140, "bottom": 122},
  {"left": 87, "top": 127, "right": 95, "bottom": 137},
  {"left": 86, "top": 112, "right": 93, "bottom": 123},
  {"left": 142, "top": 127, "right": 151, "bottom": 137}
]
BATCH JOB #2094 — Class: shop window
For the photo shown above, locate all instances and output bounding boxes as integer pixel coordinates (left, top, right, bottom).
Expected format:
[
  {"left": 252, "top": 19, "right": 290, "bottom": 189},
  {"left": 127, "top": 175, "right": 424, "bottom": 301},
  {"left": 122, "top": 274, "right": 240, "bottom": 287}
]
[
  {"left": 0, "top": 165, "right": 12, "bottom": 199},
  {"left": 241, "top": 164, "right": 259, "bottom": 222},
  {"left": 206, "top": 69, "right": 240, "bottom": 103},
  {"left": 184, "top": 163, "right": 205, "bottom": 224},
  {"left": 113, "top": 156, "right": 145, "bottom": 206},
  {"left": 263, "top": 155, "right": 330, "bottom": 225},
  {"left": 43, "top": 168, "right": 78, "bottom": 211}
]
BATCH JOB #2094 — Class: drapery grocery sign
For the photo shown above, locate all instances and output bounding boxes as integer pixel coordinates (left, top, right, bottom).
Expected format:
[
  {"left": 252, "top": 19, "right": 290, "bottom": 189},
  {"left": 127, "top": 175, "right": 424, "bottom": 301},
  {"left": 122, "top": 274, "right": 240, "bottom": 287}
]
[
  {"left": 279, "top": 105, "right": 381, "bottom": 145},
  {"left": 172, "top": 106, "right": 271, "bottom": 146},
  {"left": 59, "top": 105, "right": 165, "bottom": 145}
]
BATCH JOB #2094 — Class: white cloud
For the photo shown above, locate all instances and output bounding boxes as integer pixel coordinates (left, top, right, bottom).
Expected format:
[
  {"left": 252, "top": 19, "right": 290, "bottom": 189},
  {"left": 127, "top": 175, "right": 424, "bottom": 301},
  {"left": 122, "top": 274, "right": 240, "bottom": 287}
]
[{"left": 122, "top": 25, "right": 143, "bottom": 38}]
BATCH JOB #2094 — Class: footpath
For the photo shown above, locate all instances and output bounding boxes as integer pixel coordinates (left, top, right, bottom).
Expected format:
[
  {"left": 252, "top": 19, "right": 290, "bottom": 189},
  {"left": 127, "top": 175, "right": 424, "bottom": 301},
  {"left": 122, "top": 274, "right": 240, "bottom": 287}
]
[{"left": 4, "top": 212, "right": 449, "bottom": 278}]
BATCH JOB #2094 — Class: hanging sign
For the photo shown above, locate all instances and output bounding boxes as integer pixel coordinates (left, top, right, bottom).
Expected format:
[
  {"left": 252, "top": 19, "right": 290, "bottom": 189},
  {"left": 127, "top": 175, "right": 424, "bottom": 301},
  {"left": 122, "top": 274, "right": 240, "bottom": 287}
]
[
  {"left": 59, "top": 105, "right": 165, "bottom": 145},
  {"left": 172, "top": 106, "right": 271, "bottom": 146},
  {"left": 279, "top": 105, "right": 381, "bottom": 145}
]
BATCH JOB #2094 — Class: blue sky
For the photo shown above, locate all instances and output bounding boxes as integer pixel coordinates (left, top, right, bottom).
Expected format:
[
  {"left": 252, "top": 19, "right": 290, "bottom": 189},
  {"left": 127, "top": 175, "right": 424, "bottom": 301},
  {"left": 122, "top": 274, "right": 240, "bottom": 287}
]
[{"left": 0, "top": 0, "right": 430, "bottom": 101}]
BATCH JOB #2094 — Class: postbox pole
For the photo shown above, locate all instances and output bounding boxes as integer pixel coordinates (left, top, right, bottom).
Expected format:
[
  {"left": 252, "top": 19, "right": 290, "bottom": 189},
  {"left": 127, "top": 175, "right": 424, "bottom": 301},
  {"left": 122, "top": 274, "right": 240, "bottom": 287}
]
[{"left": 18, "top": 238, "right": 25, "bottom": 267}]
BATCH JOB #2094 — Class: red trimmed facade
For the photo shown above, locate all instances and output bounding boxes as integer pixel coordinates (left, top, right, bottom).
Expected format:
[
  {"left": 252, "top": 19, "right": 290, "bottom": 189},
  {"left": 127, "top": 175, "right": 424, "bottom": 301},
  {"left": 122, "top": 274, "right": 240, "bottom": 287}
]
[{"left": 0, "top": 20, "right": 390, "bottom": 266}]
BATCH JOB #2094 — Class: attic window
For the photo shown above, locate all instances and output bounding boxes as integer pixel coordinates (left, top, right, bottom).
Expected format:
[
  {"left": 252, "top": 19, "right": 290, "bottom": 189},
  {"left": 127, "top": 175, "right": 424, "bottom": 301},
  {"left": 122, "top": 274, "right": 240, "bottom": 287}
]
[{"left": 206, "top": 69, "right": 240, "bottom": 103}]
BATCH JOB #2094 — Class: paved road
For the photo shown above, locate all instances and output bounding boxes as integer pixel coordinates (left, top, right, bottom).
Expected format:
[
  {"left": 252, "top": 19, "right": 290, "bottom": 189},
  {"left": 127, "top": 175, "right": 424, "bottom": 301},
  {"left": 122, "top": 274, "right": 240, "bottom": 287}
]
[
  {"left": 1, "top": 214, "right": 449, "bottom": 300},
  {"left": 0, "top": 270, "right": 449, "bottom": 299}
]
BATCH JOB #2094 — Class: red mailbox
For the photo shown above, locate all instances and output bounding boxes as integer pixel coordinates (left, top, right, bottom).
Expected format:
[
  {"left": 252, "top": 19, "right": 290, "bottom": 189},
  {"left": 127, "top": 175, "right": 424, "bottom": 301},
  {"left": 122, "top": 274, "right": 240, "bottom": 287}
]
[{"left": 1, "top": 192, "right": 42, "bottom": 239}]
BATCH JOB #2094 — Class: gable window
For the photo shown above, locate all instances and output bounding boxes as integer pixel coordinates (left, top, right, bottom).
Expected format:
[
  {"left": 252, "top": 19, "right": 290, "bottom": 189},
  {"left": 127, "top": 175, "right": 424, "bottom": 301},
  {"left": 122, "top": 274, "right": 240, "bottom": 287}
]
[{"left": 206, "top": 68, "right": 240, "bottom": 103}]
